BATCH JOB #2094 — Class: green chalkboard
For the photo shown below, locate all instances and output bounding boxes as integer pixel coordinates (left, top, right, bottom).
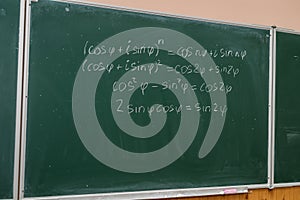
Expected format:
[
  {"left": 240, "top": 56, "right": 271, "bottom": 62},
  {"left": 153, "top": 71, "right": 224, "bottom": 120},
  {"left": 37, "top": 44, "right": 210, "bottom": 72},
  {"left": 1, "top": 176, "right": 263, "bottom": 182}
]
[
  {"left": 0, "top": 0, "right": 20, "bottom": 199},
  {"left": 275, "top": 31, "right": 300, "bottom": 184},
  {"left": 24, "top": 0, "right": 270, "bottom": 198}
]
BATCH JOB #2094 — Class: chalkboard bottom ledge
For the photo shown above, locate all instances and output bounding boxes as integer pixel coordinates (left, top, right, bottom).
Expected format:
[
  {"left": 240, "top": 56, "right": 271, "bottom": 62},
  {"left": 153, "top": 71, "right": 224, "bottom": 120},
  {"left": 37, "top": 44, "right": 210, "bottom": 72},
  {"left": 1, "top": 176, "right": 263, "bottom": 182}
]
[
  {"left": 21, "top": 184, "right": 271, "bottom": 200},
  {"left": 273, "top": 182, "right": 300, "bottom": 188}
]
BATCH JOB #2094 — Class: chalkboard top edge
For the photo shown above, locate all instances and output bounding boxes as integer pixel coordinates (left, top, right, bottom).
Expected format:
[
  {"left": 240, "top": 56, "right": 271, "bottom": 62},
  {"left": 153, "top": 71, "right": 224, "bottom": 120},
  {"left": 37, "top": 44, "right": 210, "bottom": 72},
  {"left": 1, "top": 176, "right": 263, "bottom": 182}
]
[
  {"left": 32, "top": 0, "right": 271, "bottom": 31},
  {"left": 276, "top": 28, "right": 300, "bottom": 35}
]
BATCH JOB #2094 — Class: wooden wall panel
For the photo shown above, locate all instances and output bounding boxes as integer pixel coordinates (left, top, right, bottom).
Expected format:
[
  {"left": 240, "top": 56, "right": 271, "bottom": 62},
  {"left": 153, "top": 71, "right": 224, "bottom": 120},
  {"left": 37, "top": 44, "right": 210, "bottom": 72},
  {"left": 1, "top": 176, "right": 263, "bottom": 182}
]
[{"left": 163, "top": 186, "right": 300, "bottom": 200}]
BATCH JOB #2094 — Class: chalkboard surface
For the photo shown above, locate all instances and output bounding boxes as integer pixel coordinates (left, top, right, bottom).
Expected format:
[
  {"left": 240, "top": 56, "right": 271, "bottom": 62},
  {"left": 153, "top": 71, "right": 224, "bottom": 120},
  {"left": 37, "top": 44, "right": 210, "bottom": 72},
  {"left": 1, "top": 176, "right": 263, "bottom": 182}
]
[
  {"left": 275, "top": 31, "right": 300, "bottom": 184},
  {"left": 24, "top": 0, "right": 270, "bottom": 197},
  {"left": 0, "top": 0, "right": 20, "bottom": 199}
]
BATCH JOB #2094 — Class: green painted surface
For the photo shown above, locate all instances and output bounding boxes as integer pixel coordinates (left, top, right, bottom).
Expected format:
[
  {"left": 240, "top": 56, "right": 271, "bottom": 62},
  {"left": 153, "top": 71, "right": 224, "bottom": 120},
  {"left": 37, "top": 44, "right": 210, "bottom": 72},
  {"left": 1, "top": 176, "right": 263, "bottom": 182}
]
[
  {"left": 25, "top": 0, "right": 269, "bottom": 197},
  {"left": 275, "top": 31, "right": 300, "bottom": 184},
  {"left": 0, "top": 0, "right": 20, "bottom": 199}
]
